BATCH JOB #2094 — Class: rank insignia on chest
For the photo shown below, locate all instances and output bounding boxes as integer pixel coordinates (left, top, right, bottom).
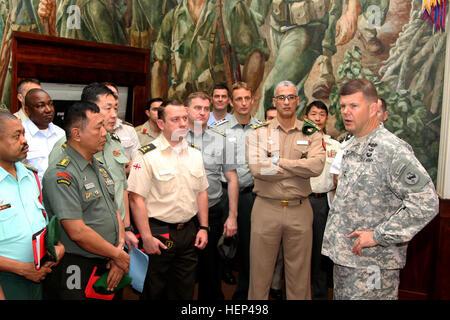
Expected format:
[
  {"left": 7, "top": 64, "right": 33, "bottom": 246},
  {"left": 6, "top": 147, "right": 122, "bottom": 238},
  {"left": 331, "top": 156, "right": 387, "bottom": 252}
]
[
  {"left": 0, "top": 204, "right": 11, "bottom": 211},
  {"left": 105, "top": 179, "right": 114, "bottom": 186},
  {"left": 327, "top": 150, "right": 337, "bottom": 158},
  {"left": 113, "top": 150, "right": 121, "bottom": 157}
]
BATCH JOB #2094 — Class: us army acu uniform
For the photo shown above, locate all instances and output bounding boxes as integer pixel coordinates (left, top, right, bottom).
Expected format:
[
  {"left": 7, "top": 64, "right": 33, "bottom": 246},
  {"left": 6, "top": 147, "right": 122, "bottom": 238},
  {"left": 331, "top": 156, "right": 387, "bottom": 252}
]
[
  {"left": 135, "top": 121, "right": 160, "bottom": 146},
  {"left": 48, "top": 133, "right": 129, "bottom": 220},
  {"left": 213, "top": 115, "right": 268, "bottom": 300},
  {"left": 322, "top": 125, "right": 439, "bottom": 300},
  {"left": 247, "top": 118, "right": 325, "bottom": 300},
  {"left": 127, "top": 135, "right": 209, "bottom": 300},
  {"left": 186, "top": 127, "right": 238, "bottom": 300},
  {"left": 153, "top": 0, "right": 269, "bottom": 101},
  {"left": 42, "top": 144, "right": 120, "bottom": 300},
  {"left": 251, "top": 0, "right": 343, "bottom": 117}
]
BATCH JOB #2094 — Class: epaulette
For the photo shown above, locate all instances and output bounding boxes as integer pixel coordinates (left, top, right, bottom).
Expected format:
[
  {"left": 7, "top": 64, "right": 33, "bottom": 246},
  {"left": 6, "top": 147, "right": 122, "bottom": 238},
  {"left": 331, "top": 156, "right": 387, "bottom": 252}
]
[
  {"left": 213, "top": 118, "right": 229, "bottom": 126},
  {"left": 56, "top": 158, "right": 71, "bottom": 168},
  {"left": 139, "top": 143, "right": 156, "bottom": 154},
  {"left": 207, "top": 126, "right": 226, "bottom": 137},
  {"left": 62, "top": 142, "right": 67, "bottom": 149},
  {"left": 122, "top": 120, "right": 133, "bottom": 127},
  {"left": 110, "top": 132, "right": 121, "bottom": 142},
  {"left": 23, "top": 163, "right": 38, "bottom": 174},
  {"left": 250, "top": 121, "right": 270, "bottom": 130},
  {"left": 189, "top": 143, "right": 201, "bottom": 151},
  {"left": 302, "top": 118, "right": 321, "bottom": 135},
  {"left": 95, "top": 157, "right": 104, "bottom": 165},
  {"left": 134, "top": 125, "right": 143, "bottom": 132}
]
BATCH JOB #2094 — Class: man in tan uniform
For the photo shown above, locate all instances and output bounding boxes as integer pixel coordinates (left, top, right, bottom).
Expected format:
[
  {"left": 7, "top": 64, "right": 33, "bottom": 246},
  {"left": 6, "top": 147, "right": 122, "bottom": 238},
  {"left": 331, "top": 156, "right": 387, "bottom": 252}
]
[
  {"left": 128, "top": 100, "right": 209, "bottom": 300},
  {"left": 247, "top": 80, "right": 325, "bottom": 300}
]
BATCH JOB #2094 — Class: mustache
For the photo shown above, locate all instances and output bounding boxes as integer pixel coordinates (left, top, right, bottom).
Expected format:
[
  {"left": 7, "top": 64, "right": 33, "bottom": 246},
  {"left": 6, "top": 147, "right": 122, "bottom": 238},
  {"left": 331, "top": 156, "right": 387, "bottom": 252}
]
[{"left": 21, "top": 143, "right": 29, "bottom": 152}]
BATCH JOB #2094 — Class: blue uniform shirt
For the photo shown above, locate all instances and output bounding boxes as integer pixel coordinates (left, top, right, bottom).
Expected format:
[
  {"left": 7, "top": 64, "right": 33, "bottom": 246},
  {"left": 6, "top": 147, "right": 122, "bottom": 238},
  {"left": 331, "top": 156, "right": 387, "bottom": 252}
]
[{"left": 0, "top": 162, "right": 47, "bottom": 263}]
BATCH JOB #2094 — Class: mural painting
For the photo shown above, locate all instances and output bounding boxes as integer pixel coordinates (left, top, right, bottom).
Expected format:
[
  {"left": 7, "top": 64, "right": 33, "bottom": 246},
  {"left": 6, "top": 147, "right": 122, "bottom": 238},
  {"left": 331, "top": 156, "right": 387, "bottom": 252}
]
[{"left": 0, "top": 0, "right": 447, "bottom": 181}]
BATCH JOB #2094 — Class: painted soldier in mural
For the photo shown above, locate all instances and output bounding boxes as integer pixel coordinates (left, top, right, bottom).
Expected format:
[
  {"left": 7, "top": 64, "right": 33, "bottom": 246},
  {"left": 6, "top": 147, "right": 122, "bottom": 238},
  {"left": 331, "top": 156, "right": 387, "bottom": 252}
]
[
  {"left": 151, "top": 0, "right": 269, "bottom": 102},
  {"left": 38, "top": 0, "right": 128, "bottom": 45},
  {"left": 251, "top": 0, "right": 344, "bottom": 118}
]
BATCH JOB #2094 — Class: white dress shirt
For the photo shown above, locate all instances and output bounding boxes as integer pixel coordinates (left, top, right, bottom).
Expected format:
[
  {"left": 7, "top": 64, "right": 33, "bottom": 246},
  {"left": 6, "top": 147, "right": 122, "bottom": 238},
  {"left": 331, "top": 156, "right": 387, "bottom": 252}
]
[{"left": 22, "top": 119, "right": 65, "bottom": 182}]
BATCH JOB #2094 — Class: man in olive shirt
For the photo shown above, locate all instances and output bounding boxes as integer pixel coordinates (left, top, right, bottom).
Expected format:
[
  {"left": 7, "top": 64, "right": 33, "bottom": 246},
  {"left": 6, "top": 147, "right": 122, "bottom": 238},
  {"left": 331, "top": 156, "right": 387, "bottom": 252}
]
[
  {"left": 43, "top": 101, "right": 129, "bottom": 300},
  {"left": 128, "top": 101, "right": 209, "bottom": 300},
  {"left": 135, "top": 98, "right": 163, "bottom": 146},
  {"left": 247, "top": 80, "right": 325, "bottom": 300}
]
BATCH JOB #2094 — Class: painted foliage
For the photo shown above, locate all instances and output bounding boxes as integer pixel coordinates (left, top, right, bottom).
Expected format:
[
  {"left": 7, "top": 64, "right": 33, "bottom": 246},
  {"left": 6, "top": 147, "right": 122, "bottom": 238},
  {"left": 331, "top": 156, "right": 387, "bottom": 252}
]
[{"left": 0, "top": 0, "right": 447, "bottom": 180}]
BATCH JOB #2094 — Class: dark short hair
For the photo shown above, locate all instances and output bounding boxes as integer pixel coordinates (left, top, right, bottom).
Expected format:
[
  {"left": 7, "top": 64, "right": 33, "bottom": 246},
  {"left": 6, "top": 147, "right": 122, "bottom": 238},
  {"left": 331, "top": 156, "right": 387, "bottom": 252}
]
[
  {"left": 339, "top": 79, "right": 378, "bottom": 104},
  {"left": 146, "top": 98, "right": 164, "bottom": 110},
  {"left": 186, "top": 92, "right": 211, "bottom": 108},
  {"left": 265, "top": 106, "right": 277, "bottom": 119},
  {"left": 157, "top": 100, "right": 184, "bottom": 121},
  {"left": 305, "top": 101, "right": 328, "bottom": 116},
  {"left": 64, "top": 101, "right": 100, "bottom": 139},
  {"left": 81, "top": 82, "right": 116, "bottom": 104},
  {"left": 212, "top": 84, "right": 229, "bottom": 95},
  {"left": 17, "top": 78, "right": 41, "bottom": 94},
  {"left": 24, "top": 88, "right": 49, "bottom": 107}
]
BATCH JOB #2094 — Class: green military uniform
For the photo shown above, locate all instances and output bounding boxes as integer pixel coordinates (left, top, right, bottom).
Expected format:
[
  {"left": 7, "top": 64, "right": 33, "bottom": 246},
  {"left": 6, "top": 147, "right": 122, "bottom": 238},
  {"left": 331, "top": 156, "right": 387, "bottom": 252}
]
[
  {"left": 48, "top": 133, "right": 129, "bottom": 220},
  {"left": 135, "top": 121, "right": 160, "bottom": 147},
  {"left": 153, "top": 0, "right": 269, "bottom": 101},
  {"left": 251, "top": 0, "right": 342, "bottom": 118},
  {"left": 126, "top": 0, "right": 177, "bottom": 49},
  {"left": 56, "top": 0, "right": 128, "bottom": 45},
  {"left": 43, "top": 144, "right": 120, "bottom": 258}
]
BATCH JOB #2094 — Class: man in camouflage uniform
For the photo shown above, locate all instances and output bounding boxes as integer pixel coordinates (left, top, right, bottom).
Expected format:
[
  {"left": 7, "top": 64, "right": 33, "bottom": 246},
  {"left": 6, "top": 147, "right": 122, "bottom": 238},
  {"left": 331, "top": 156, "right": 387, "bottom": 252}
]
[
  {"left": 321, "top": 79, "right": 439, "bottom": 300},
  {"left": 151, "top": 0, "right": 269, "bottom": 102}
]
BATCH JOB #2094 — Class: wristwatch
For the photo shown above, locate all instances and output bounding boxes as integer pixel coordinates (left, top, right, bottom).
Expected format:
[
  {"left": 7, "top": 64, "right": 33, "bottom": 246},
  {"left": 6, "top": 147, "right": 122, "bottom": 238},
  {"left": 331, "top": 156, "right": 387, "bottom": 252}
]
[
  {"left": 124, "top": 226, "right": 134, "bottom": 233},
  {"left": 199, "top": 226, "right": 210, "bottom": 232}
]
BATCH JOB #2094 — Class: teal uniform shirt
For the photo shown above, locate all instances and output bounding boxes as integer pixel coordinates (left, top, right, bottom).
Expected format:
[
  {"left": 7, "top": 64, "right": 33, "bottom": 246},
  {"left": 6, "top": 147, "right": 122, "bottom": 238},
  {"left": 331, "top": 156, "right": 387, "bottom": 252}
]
[
  {"left": 42, "top": 144, "right": 120, "bottom": 259},
  {"left": 48, "top": 133, "right": 129, "bottom": 220},
  {"left": 0, "top": 162, "right": 47, "bottom": 263}
]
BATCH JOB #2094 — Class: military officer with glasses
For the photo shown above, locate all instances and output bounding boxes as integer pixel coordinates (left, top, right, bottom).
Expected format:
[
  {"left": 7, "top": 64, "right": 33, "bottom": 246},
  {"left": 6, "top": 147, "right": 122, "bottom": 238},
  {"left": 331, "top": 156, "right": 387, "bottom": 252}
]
[{"left": 247, "top": 80, "right": 325, "bottom": 300}]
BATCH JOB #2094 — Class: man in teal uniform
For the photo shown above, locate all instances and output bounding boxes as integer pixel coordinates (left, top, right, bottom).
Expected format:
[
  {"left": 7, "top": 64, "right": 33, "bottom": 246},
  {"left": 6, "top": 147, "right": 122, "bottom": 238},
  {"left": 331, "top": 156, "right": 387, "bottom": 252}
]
[
  {"left": 0, "top": 110, "right": 64, "bottom": 300},
  {"left": 42, "top": 101, "right": 129, "bottom": 299}
]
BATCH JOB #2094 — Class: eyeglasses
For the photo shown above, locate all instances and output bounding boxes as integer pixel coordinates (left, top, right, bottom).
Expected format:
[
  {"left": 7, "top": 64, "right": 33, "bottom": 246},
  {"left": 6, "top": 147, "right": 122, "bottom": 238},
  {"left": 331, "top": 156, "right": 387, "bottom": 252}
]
[{"left": 275, "top": 95, "right": 298, "bottom": 102}]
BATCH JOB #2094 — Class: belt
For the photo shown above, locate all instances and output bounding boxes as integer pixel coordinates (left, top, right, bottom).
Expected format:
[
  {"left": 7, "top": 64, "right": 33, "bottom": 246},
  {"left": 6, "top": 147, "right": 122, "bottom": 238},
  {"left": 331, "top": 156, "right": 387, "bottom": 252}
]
[
  {"left": 149, "top": 217, "right": 194, "bottom": 231},
  {"left": 239, "top": 185, "right": 254, "bottom": 194},
  {"left": 311, "top": 192, "right": 327, "bottom": 198},
  {"left": 260, "top": 197, "right": 302, "bottom": 207}
]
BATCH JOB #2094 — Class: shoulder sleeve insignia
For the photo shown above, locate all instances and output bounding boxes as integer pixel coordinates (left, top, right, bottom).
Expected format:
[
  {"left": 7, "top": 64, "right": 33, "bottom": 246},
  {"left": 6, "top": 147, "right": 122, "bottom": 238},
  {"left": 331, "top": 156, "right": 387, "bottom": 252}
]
[
  {"left": 250, "top": 122, "right": 269, "bottom": 130},
  {"left": 23, "top": 163, "right": 38, "bottom": 173},
  {"left": 189, "top": 143, "right": 201, "bottom": 151},
  {"left": 139, "top": 143, "right": 156, "bottom": 154},
  {"left": 302, "top": 119, "right": 321, "bottom": 135},
  {"left": 56, "top": 158, "right": 71, "bottom": 167},
  {"left": 110, "top": 132, "right": 121, "bottom": 142},
  {"left": 207, "top": 126, "right": 226, "bottom": 137}
]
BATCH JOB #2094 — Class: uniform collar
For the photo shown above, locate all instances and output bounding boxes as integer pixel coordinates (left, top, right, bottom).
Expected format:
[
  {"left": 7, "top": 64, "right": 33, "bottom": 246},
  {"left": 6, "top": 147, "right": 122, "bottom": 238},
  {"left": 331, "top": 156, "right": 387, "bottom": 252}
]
[
  {"left": 270, "top": 117, "right": 302, "bottom": 132},
  {"left": 23, "top": 118, "right": 57, "bottom": 137},
  {"left": 0, "top": 162, "right": 31, "bottom": 183},
  {"left": 64, "top": 144, "right": 94, "bottom": 171},
  {"left": 228, "top": 114, "right": 259, "bottom": 129}
]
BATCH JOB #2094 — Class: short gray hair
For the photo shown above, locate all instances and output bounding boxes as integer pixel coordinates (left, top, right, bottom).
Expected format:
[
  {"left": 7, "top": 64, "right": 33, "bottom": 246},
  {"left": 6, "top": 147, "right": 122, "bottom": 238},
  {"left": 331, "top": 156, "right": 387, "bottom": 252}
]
[{"left": 274, "top": 80, "right": 298, "bottom": 96}]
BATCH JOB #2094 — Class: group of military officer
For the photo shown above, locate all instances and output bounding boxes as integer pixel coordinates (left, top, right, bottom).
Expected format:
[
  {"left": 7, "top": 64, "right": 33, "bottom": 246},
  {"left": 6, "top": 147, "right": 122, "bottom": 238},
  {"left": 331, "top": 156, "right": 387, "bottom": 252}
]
[{"left": 0, "top": 77, "right": 439, "bottom": 300}]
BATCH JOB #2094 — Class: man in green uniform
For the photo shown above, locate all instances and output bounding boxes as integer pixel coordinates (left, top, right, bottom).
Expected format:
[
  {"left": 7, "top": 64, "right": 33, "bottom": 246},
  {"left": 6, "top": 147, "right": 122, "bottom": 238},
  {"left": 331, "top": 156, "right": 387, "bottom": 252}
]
[
  {"left": 135, "top": 98, "right": 163, "bottom": 146},
  {"left": 151, "top": 0, "right": 269, "bottom": 102},
  {"left": 42, "top": 101, "right": 130, "bottom": 300},
  {"left": 48, "top": 83, "right": 138, "bottom": 249}
]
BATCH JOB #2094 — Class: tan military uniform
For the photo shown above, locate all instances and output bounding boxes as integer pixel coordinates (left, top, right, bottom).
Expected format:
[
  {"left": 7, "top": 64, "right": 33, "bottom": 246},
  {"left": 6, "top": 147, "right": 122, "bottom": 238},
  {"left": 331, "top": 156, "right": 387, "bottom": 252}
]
[
  {"left": 134, "top": 121, "right": 160, "bottom": 147},
  {"left": 13, "top": 108, "right": 29, "bottom": 122},
  {"left": 247, "top": 118, "right": 325, "bottom": 300},
  {"left": 127, "top": 134, "right": 209, "bottom": 224},
  {"left": 113, "top": 119, "right": 141, "bottom": 160}
]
